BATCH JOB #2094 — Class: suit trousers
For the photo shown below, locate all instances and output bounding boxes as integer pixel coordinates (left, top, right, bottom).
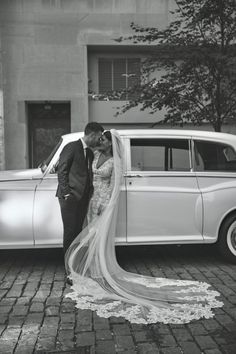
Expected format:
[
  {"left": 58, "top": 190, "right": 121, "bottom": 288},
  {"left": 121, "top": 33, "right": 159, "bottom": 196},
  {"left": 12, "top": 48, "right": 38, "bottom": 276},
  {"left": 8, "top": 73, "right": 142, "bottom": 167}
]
[{"left": 59, "top": 192, "right": 89, "bottom": 256}]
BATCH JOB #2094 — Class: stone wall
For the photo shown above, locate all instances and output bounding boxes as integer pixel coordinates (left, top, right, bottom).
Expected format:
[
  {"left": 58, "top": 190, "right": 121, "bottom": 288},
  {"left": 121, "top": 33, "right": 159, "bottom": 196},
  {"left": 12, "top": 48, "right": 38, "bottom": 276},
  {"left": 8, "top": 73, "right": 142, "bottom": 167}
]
[{"left": 0, "top": 0, "right": 174, "bottom": 169}]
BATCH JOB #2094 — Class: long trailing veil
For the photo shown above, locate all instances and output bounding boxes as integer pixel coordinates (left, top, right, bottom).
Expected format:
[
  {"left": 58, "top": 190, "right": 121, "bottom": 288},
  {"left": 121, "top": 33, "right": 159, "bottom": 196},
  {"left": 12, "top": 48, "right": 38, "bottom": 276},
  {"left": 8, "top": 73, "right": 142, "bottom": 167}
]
[{"left": 65, "top": 129, "right": 223, "bottom": 324}]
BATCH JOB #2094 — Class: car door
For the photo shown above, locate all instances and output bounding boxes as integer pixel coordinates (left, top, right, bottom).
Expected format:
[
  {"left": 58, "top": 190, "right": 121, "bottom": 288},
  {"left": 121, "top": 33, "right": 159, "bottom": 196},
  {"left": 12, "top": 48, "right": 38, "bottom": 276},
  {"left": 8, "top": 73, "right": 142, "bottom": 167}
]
[
  {"left": 126, "top": 136, "right": 203, "bottom": 244},
  {"left": 193, "top": 138, "right": 236, "bottom": 242},
  {"left": 0, "top": 178, "right": 39, "bottom": 247},
  {"left": 33, "top": 170, "right": 62, "bottom": 247},
  {"left": 33, "top": 140, "right": 65, "bottom": 247}
]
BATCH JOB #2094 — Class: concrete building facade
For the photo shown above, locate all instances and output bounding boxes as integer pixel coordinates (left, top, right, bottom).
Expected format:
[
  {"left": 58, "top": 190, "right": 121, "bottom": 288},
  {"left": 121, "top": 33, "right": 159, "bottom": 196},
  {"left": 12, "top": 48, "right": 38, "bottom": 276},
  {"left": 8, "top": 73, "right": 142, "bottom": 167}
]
[{"left": 0, "top": 0, "right": 235, "bottom": 169}]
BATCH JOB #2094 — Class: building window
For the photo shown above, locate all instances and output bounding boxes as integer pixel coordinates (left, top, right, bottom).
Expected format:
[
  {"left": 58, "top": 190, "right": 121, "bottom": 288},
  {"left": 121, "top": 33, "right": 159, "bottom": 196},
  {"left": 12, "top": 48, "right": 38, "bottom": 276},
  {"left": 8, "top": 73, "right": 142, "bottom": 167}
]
[
  {"left": 98, "top": 58, "right": 140, "bottom": 100},
  {"left": 41, "top": 0, "right": 61, "bottom": 8}
]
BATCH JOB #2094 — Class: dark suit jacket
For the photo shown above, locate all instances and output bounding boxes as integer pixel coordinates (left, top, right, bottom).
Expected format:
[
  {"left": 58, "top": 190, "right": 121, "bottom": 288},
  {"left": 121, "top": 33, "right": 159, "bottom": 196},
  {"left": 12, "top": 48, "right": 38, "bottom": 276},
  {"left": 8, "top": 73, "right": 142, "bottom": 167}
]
[{"left": 56, "top": 139, "right": 94, "bottom": 201}]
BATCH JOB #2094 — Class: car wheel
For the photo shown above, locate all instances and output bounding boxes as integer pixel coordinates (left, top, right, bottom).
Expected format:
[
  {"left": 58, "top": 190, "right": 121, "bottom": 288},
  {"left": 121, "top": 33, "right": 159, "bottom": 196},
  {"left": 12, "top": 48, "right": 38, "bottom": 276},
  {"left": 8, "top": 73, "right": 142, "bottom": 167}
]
[{"left": 218, "top": 213, "right": 236, "bottom": 264}]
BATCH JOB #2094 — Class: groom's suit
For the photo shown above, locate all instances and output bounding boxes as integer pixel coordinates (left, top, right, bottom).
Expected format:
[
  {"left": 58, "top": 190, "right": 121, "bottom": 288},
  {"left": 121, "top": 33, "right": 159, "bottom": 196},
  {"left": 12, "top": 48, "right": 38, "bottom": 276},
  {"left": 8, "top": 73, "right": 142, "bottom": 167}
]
[{"left": 56, "top": 139, "right": 94, "bottom": 254}]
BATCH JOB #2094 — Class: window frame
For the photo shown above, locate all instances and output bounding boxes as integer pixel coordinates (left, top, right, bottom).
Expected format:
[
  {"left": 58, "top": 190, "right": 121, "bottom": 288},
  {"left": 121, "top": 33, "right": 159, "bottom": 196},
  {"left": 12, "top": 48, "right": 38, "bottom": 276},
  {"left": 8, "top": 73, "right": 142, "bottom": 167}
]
[
  {"left": 126, "top": 136, "right": 193, "bottom": 175},
  {"left": 41, "top": 0, "right": 61, "bottom": 8},
  {"left": 192, "top": 138, "right": 236, "bottom": 174},
  {"left": 98, "top": 57, "right": 141, "bottom": 100}
]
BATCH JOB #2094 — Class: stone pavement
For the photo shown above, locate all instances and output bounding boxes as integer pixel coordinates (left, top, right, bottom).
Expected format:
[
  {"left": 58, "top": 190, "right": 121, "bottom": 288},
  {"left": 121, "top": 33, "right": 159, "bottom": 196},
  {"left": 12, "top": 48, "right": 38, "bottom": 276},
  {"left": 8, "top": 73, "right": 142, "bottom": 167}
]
[{"left": 0, "top": 244, "right": 236, "bottom": 354}]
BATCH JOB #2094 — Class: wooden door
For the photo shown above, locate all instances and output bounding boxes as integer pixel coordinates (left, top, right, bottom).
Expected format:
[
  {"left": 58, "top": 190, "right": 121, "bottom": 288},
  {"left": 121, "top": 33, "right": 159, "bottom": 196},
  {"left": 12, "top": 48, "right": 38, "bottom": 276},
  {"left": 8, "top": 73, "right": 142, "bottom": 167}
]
[{"left": 27, "top": 102, "right": 71, "bottom": 167}]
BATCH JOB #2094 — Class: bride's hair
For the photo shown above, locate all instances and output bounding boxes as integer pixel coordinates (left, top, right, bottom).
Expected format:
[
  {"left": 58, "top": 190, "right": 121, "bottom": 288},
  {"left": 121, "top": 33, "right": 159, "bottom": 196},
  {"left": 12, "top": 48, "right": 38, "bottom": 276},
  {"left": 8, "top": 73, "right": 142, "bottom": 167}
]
[{"left": 103, "top": 130, "right": 113, "bottom": 155}]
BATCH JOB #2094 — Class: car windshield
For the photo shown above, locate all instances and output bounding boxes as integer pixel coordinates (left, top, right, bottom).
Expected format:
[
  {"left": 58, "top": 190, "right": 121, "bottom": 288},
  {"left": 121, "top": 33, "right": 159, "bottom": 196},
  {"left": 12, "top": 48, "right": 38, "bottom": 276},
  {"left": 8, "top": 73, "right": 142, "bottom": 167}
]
[{"left": 39, "top": 138, "right": 62, "bottom": 172}]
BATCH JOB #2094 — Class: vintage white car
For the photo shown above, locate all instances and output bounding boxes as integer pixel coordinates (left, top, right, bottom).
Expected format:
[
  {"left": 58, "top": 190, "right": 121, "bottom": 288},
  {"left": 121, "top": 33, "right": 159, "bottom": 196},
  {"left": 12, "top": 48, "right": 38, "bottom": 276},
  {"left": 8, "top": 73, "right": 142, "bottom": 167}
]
[{"left": 1, "top": 129, "right": 236, "bottom": 263}]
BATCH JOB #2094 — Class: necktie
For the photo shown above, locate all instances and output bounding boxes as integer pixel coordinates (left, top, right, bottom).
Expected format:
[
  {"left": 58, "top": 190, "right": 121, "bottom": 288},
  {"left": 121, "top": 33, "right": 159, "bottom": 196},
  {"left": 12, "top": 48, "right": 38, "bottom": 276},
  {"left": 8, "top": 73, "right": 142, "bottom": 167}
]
[
  {"left": 85, "top": 148, "right": 92, "bottom": 181},
  {"left": 85, "top": 147, "right": 89, "bottom": 167}
]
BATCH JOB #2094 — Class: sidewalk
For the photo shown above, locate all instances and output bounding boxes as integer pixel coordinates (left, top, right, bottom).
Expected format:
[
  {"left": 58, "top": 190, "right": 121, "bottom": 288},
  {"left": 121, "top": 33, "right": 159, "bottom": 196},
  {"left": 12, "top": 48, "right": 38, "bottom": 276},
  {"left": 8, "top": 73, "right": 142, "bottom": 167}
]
[{"left": 0, "top": 245, "right": 236, "bottom": 353}]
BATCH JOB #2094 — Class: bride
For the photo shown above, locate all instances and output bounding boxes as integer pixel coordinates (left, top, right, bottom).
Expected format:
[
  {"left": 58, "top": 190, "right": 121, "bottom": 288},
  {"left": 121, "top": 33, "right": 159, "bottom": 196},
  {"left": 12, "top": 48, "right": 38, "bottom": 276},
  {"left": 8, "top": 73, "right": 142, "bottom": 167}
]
[
  {"left": 87, "top": 130, "right": 114, "bottom": 223},
  {"left": 65, "top": 129, "right": 223, "bottom": 325}
]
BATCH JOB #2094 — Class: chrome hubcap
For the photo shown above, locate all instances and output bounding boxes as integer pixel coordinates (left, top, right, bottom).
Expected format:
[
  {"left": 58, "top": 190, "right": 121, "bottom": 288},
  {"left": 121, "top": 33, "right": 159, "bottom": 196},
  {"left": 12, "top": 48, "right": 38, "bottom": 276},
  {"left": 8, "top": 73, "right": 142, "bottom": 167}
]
[
  {"left": 231, "top": 228, "right": 236, "bottom": 249},
  {"left": 227, "top": 222, "right": 236, "bottom": 255}
]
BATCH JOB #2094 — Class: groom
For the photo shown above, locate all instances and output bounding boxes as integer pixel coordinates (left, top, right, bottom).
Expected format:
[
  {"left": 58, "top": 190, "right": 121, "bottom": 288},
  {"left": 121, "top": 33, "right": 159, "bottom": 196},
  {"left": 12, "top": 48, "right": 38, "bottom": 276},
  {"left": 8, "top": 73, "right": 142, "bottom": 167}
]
[{"left": 56, "top": 122, "right": 104, "bottom": 260}]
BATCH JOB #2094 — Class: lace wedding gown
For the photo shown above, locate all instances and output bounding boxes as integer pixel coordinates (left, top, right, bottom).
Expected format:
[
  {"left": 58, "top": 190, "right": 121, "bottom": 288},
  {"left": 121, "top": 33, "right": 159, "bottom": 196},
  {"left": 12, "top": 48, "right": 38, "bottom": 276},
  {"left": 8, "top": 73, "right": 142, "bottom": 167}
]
[
  {"left": 87, "top": 151, "right": 114, "bottom": 223},
  {"left": 65, "top": 130, "right": 223, "bottom": 325}
]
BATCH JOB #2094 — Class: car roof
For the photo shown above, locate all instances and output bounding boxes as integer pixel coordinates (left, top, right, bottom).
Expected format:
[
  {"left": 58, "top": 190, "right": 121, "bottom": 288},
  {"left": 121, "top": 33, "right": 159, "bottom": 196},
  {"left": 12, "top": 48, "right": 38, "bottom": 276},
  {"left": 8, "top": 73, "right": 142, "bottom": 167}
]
[{"left": 62, "top": 129, "right": 236, "bottom": 142}]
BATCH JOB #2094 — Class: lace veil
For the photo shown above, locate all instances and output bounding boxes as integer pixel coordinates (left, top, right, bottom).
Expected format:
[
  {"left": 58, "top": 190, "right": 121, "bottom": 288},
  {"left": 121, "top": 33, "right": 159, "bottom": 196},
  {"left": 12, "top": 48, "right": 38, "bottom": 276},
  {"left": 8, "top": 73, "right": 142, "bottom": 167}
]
[{"left": 65, "top": 129, "right": 223, "bottom": 324}]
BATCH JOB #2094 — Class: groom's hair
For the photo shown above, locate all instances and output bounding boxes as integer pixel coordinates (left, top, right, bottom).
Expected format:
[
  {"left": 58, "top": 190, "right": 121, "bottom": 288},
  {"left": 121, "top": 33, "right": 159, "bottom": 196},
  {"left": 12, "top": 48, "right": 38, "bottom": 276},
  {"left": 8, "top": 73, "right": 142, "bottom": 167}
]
[{"left": 84, "top": 122, "right": 104, "bottom": 135}]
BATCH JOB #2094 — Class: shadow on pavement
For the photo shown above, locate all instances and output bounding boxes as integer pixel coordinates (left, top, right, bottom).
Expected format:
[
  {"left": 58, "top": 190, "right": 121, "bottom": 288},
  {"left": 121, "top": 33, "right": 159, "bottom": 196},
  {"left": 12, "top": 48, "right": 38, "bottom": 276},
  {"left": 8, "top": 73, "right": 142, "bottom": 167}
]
[
  {"left": 0, "top": 248, "right": 64, "bottom": 265},
  {"left": 0, "top": 243, "right": 227, "bottom": 267}
]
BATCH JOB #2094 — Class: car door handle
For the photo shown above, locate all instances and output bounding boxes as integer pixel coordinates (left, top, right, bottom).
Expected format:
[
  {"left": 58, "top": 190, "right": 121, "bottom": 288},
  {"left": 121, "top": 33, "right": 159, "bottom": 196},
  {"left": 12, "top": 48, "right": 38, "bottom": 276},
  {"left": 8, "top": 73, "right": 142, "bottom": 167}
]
[{"left": 125, "top": 175, "right": 142, "bottom": 178}]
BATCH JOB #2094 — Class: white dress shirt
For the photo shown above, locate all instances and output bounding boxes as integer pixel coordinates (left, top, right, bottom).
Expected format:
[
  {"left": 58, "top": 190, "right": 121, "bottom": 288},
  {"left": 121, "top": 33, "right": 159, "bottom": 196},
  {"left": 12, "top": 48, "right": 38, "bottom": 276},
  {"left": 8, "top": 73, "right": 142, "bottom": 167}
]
[{"left": 81, "top": 137, "right": 88, "bottom": 158}]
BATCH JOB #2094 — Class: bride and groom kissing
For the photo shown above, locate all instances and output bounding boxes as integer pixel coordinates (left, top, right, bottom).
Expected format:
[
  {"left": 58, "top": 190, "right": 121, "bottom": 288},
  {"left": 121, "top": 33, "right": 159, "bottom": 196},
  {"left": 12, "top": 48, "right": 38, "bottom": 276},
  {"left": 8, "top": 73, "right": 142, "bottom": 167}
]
[
  {"left": 56, "top": 123, "right": 223, "bottom": 325},
  {"left": 56, "top": 122, "right": 112, "bottom": 282}
]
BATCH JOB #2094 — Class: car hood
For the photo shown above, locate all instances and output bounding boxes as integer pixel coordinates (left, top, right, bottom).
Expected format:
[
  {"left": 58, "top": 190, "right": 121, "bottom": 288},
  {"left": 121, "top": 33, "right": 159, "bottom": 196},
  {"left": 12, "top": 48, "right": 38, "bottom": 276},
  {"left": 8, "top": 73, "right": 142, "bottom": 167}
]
[{"left": 0, "top": 168, "right": 43, "bottom": 181}]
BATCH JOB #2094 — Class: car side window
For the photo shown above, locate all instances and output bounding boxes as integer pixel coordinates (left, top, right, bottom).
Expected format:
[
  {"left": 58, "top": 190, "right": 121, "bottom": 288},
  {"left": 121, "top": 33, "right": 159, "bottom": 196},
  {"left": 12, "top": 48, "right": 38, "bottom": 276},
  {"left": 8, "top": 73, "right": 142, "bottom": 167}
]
[
  {"left": 130, "top": 138, "right": 191, "bottom": 171},
  {"left": 194, "top": 140, "right": 236, "bottom": 172}
]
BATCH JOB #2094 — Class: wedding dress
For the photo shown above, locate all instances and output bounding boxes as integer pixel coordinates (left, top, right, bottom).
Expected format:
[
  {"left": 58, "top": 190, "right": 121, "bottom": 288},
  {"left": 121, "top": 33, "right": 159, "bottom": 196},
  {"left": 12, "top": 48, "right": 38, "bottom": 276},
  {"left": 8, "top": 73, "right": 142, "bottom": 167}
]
[
  {"left": 65, "top": 130, "right": 223, "bottom": 325},
  {"left": 87, "top": 151, "right": 114, "bottom": 223}
]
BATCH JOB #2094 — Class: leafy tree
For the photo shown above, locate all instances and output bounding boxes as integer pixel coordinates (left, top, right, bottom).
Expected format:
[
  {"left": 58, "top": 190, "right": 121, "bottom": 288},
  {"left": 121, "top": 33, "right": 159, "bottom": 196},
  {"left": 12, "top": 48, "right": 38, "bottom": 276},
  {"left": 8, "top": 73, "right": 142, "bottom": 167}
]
[{"left": 114, "top": 0, "right": 236, "bottom": 132}]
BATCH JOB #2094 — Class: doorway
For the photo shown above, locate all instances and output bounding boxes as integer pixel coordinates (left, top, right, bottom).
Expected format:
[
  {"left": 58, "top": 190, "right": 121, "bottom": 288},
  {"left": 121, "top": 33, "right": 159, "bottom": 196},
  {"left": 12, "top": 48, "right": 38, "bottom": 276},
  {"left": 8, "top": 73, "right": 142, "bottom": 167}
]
[{"left": 27, "top": 102, "right": 71, "bottom": 168}]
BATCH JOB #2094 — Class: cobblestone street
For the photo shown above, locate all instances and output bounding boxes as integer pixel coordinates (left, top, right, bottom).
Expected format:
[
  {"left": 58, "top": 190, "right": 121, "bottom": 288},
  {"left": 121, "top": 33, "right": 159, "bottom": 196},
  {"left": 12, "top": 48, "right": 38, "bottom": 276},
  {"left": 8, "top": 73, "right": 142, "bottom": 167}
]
[{"left": 0, "top": 244, "right": 236, "bottom": 354}]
